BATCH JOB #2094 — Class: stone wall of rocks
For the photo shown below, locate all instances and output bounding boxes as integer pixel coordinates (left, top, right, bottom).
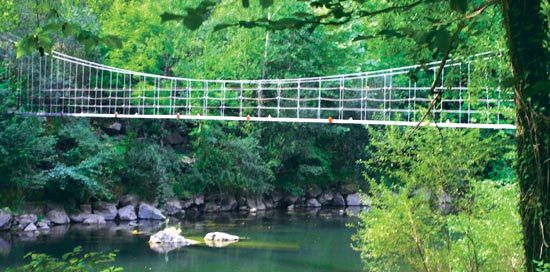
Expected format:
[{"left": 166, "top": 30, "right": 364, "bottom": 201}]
[
  {"left": 0, "top": 184, "right": 368, "bottom": 234},
  {"left": 166, "top": 184, "right": 368, "bottom": 215}
]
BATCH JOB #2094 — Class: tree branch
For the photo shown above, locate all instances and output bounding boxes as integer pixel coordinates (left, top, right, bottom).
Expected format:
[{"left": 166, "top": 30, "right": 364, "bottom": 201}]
[
  {"left": 401, "top": 22, "right": 465, "bottom": 148},
  {"left": 465, "top": 0, "right": 499, "bottom": 19},
  {"left": 357, "top": 1, "right": 423, "bottom": 19}
]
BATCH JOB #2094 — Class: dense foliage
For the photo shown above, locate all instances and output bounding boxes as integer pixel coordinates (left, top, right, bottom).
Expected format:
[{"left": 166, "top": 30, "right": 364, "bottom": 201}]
[
  {"left": 354, "top": 127, "right": 522, "bottom": 271},
  {"left": 0, "top": 0, "right": 370, "bottom": 207},
  {"left": 1, "top": 0, "right": 542, "bottom": 270}
]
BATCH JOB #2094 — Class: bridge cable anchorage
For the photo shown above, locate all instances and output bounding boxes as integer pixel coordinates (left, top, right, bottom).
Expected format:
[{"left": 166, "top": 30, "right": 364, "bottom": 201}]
[{"left": 1, "top": 43, "right": 515, "bottom": 129}]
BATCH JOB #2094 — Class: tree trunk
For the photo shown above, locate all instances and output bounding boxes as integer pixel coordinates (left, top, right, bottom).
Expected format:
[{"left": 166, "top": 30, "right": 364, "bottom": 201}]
[
  {"left": 262, "top": 11, "right": 271, "bottom": 79},
  {"left": 502, "top": 1, "right": 550, "bottom": 270}
]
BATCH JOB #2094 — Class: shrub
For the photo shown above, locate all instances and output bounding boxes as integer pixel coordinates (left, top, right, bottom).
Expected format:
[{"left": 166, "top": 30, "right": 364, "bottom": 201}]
[
  {"left": 5, "top": 246, "right": 123, "bottom": 272},
  {"left": 353, "top": 127, "right": 523, "bottom": 271}
]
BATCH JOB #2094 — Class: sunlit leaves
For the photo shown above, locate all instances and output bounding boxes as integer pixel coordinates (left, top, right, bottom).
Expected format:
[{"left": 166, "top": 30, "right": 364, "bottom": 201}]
[{"left": 355, "top": 127, "right": 521, "bottom": 271}]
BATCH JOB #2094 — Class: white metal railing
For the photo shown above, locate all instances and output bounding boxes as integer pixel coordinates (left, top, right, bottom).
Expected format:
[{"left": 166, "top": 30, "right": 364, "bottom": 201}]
[{"left": 1, "top": 39, "right": 515, "bottom": 129}]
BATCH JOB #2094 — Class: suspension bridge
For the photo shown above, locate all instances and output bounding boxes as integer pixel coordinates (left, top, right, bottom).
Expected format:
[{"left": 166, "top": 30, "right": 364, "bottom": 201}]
[{"left": 1, "top": 38, "right": 515, "bottom": 129}]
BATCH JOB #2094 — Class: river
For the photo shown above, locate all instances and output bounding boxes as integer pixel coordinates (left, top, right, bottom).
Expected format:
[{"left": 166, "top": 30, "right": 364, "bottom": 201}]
[{"left": 0, "top": 208, "right": 364, "bottom": 271}]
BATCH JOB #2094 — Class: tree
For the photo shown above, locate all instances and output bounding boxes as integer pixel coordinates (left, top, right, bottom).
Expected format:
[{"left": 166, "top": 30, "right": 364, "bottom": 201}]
[
  {"left": 162, "top": 0, "right": 550, "bottom": 269},
  {"left": 501, "top": 1, "right": 550, "bottom": 270}
]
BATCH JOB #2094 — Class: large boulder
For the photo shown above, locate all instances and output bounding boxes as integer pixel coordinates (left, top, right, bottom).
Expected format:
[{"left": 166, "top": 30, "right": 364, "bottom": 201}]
[
  {"left": 36, "top": 220, "right": 50, "bottom": 231},
  {"left": 148, "top": 227, "right": 199, "bottom": 253},
  {"left": 82, "top": 214, "right": 106, "bottom": 225},
  {"left": 306, "top": 185, "right": 323, "bottom": 198},
  {"left": 164, "top": 200, "right": 183, "bottom": 216},
  {"left": 16, "top": 214, "right": 37, "bottom": 229},
  {"left": 203, "top": 232, "right": 239, "bottom": 248},
  {"left": 71, "top": 212, "right": 106, "bottom": 224},
  {"left": 346, "top": 193, "right": 362, "bottom": 206},
  {"left": 93, "top": 202, "right": 118, "bottom": 221},
  {"left": 306, "top": 198, "right": 322, "bottom": 208},
  {"left": 118, "top": 205, "right": 137, "bottom": 221},
  {"left": 108, "top": 122, "right": 122, "bottom": 132},
  {"left": 46, "top": 208, "right": 70, "bottom": 225},
  {"left": 138, "top": 203, "right": 166, "bottom": 220},
  {"left": 118, "top": 194, "right": 140, "bottom": 208},
  {"left": 194, "top": 194, "right": 205, "bottom": 206},
  {"left": 23, "top": 223, "right": 38, "bottom": 232},
  {"left": 284, "top": 195, "right": 300, "bottom": 205},
  {"left": 263, "top": 198, "right": 274, "bottom": 210},
  {"left": 181, "top": 199, "right": 194, "bottom": 209},
  {"left": 220, "top": 196, "right": 238, "bottom": 212},
  {"left": 331, "top": 193, "right": 346, "bottom": 207},
  {"left": 340, "top": 184, "right": 358, "bottom": 195},
  {"left": 247, "top": 197, "right": 266, "bottom": 211},
  {"left": 271, "top": 191, "right": 284, "bottom": 203},
  {"left": 69, "top": 213, "right": 87, "bottom": 223},
  {"left": 79, "top": 204, "right": 92, "bottom": 214},
  {"left": 203, "top": 202, "right": 221, "bottom": 213},
  {"left": 257, "top": 198, "right": 265, "bottom": 210},
  {"left": 0, "top": 210, "right": 13, "bottom": 231},
  {"left": 318, "top": 191, "right": 334, "bottom": 205}
]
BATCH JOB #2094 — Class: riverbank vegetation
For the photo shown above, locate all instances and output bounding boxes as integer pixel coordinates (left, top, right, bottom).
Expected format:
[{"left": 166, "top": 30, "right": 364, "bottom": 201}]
[
  {"left": 354, "top": 127, "right": 522, "bottom": 271},
  {"left": 2, "top": 0, "right": 547, "bottom": 270}
]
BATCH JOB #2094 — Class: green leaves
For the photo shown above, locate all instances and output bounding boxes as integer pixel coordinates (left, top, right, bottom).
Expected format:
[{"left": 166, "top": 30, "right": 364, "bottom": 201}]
[
  {"left": 160, "top": 13, "right": 186, "bottom": 23},
  {"left": 260, "top": 0, "right": 274, "bottom": 8},
  {"left": 5, "top": 246, "right": 122, "bottom": 272},
  {"left": 450, "top": 0, "right": 468, "bottom": 14},
  {"left": 431, "top": 28, "right": 451, "bottom": 52},
  {"left": 213, "top": 23, "right": 237, "bottom": 32},
  {"left": 183, "top": 9, "right": 205, "bottom": 30},
  {"left": 160, "top": 1, "right": 218, "bottom": 30},
  {"left": 356, "top": 126, "right": 522, "bottom": 271},
  {"left": 14, "top": 20, "right": 121, "bottom": 58}
]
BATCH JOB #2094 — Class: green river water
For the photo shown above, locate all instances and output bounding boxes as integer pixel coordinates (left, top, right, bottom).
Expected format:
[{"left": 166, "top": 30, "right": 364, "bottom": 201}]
[{"left": 0, "top": 208, "right": 364, "bottom": 271}]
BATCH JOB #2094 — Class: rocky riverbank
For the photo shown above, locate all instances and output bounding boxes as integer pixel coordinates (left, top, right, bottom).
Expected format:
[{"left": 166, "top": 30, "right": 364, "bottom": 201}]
[{"left": 0, "top": 184, "right": 368, "bottom": 234}]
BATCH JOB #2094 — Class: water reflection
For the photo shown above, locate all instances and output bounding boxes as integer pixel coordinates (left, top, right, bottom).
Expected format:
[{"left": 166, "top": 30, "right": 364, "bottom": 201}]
[
  {"left": 0, "top": 237, "right": 10, "bottom": 256},
  {"left": 1, "top": 208, "right": 363, "bottom": 272}
]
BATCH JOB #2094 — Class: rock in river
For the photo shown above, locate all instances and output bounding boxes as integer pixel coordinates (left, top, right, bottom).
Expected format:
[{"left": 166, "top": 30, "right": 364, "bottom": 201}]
[
  {"left": 82, "top": 214, "right": 106, "bottom": 225},
  {"left": 164, "top": 200, "right": 183, "bottom": 216},
  {"left": 148, "top": 227, "right": 199, "bottom": 253},
  {"left": 118, "top": 205, "right": 137, "bottom": 221},
  {"left": 203, "top": 232, "right": 240, "bottom": 248},
  {"left": 331, "top": 193, "right": 346, "bottom": 207},
  {"left": 345, "top": 193, "right": 362, "bottom": 206},
  {"left": 16, "top": 214, "right": 37, "bottom": 229},
  {"left": 138, "top": 203, "right": 166, "bottom": 220},
  {"left": 46, "top": 208, "right": 70, "bottom": 225},
  {"left": 306, "top": 198, "right": 322, "bottom": 208},
  {"left": 0, "top": 210, "right": 13, "bottom": 231},
  {"left": 93, "top": 202, "right": 118, "bottom": 221}
]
